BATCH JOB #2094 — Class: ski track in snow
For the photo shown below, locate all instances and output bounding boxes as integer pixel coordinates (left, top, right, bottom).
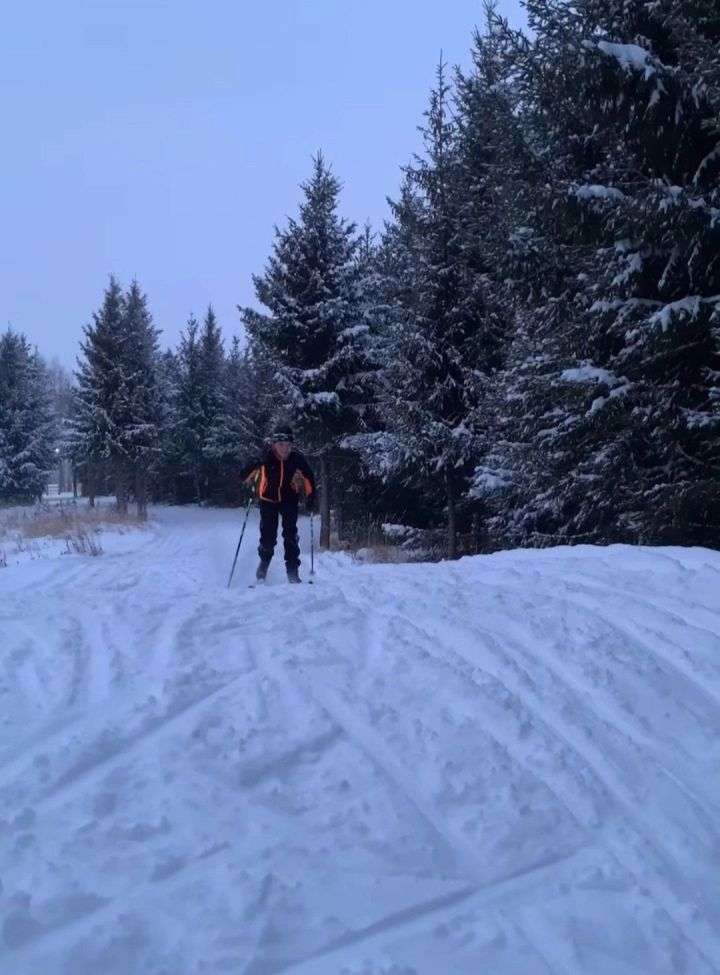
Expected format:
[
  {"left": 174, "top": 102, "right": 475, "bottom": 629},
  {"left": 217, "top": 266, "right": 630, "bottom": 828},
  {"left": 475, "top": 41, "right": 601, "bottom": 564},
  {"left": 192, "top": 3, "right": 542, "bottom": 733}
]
[{"left": 1, "top": 506, "right": 719, "bottom": 975}]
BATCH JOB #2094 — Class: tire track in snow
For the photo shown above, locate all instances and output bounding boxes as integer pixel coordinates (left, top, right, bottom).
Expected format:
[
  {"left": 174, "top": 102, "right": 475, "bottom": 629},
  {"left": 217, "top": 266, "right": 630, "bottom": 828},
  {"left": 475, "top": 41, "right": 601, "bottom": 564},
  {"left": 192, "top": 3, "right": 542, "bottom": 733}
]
[
  {"left": 385, "top": 599, "right": 720, "bottom": 972},
  {"left": 253, "top": 849, "right": 599, "bottom": 975},
  {"left": 559, "top": 570, "right": 720, "bottom": 632},
  {"left": 37, "top": 668, "right": 254, "bottom": 808},
  {"left": 2, "top": 837, "right": 232, "bottom": 966},
  {"left": 470, "top": 584, "right": 720, "bottom": 790},
  {"left": 236, "top": 727, "right": 343, "bottom": 789},
  {"left": 539, "top": 582, "right": 720, "bottom": 713},
  {"left": 496, "top": 911, "right": 566, "bottom": 975},
  {"left": 253, "top": 611, "right": 487, "bottom": 881},
  {"left": 498, "top": 585, "right": 720, "bottom": 811},
  {"left": 333, "top": 590, "right": 602, "bottom": 831},
  {"left": 283, "top": 642, "right": 589, "bottom": 894},
  {"left": 311, "top": 571, "right": 720, "bottom": 973},
  {"left": 0, "top": 593, "right": 213, "bottom": 795}
]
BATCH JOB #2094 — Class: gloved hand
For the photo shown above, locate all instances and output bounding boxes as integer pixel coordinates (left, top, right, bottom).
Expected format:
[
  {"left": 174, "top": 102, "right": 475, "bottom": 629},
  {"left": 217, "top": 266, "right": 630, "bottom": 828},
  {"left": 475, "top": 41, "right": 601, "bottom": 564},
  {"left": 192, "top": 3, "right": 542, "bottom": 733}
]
[{"left": 305, "top": 493, "right": 317, "bottom": 514}]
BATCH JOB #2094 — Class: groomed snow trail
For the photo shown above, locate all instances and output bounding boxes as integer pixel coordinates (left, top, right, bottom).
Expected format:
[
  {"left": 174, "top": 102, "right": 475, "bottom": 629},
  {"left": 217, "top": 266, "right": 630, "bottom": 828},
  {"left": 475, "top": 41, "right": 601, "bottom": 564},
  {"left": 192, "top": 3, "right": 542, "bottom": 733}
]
[{"left": 1, "top": 506, "right": 719, "bottom": 975}]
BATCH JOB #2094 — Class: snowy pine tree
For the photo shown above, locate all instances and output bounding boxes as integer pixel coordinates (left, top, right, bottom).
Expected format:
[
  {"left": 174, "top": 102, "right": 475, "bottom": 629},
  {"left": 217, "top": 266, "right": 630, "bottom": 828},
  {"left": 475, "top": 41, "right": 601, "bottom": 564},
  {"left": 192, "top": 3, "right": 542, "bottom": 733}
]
[
  {"left": 69, "top": 276, "right": 129, "bottom": 510},
  {"left": 196, "top": 305, "right": 226, "bottom": 501},
  {"left": 242, "top": 154, "right": 365, "bottom": 546},
  {"left": 119, "top": 280, "right": 163, "bottom": 517},
  {"left": 0, "top": 330, "right": 55, "bottom": 501},
  {"left": 582, "top": 0, "right": 720, "bottom": 544},
  {"left": 154, "top": 348, "right": 190, "bottom": 504},
  {"left": 46, "top": 359, "right": 76, "bottom": 494},
  {"left": 472, "top": 0, "right": 720, "bottom": 547},
  {"left": 205, "top": 336, "right": 271, "bottom": 503},
  {"left": 174, "top": 315, "right": 205, "bottom": 502},
  {"left": 70, "top": 277, "right": 162, "bottom": 516},
  {"left": 459, "top": 10, "right": 591, "bottom": 547},
  {"left": 356, "top": 64, "right": 504, "bottom": 557}
]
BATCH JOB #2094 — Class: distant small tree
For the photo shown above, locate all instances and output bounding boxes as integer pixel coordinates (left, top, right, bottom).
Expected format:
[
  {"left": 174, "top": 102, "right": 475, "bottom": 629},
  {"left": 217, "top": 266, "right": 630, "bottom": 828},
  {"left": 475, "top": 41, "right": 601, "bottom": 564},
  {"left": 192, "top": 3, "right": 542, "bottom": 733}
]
[
  {"left": 69, "top": 276, "right": 162, "bottom": 517},
  {"left": 120, "top": 280, "right": 163, "bottom": 518},
  {"left": 69, "top": 276, "right": 128, "bottom": 510}
]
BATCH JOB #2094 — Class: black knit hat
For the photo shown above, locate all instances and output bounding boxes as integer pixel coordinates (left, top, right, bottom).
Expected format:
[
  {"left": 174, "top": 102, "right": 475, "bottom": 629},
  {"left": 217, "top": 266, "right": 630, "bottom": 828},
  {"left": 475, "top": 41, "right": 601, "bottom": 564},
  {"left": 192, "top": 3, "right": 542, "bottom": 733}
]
[{"left": 270, "top": 425, "right": 294, "bottom": 443}]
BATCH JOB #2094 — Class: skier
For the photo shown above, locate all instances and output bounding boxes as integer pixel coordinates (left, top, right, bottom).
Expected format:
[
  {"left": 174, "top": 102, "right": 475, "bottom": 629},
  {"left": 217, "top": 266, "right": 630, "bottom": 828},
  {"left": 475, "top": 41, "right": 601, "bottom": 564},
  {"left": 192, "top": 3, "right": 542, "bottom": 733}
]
[{"left": 239, "top": 425, "right": 317, "bottom": 584}]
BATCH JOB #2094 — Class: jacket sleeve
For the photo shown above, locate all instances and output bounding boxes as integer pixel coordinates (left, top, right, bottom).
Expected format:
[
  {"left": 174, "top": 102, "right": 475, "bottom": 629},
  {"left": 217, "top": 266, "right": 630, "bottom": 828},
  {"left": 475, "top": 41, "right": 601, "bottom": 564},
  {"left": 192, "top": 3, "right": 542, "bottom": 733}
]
[
  {"left": 239, "top": 457, "right": 262, "bottom": 483},
  {"left": 296, "top": 453, "right": 317, "bottom": 496}
]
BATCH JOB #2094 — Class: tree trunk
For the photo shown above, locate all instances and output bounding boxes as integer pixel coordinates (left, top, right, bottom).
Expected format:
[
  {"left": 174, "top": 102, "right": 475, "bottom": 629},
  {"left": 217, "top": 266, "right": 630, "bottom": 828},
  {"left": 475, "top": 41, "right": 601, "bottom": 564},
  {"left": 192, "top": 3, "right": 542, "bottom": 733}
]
[
  {"left": 135, "top": 463, "right": 148, "bottom": 519},
  {"left": 446, "top": 473, "right": 457, "bottom": 560},
  {"left": 115, "top": 460, "right": 129, "bottom": 515},
  {"left": 319, "top": 454, "right": 331, "bottom": 549},
  {"left": 471, "top": 510, "right": 481, "bottom": 554},
  {"left": 87, "top": 460, "right": 96, "bottom": 508}
]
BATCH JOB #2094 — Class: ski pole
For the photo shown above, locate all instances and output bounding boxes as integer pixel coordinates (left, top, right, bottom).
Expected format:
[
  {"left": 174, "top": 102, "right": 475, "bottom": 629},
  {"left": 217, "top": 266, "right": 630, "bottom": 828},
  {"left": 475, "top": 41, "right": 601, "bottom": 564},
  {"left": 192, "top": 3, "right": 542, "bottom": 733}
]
[
  {"left": 309, "top": 510, "right": 315, "bottom": 581},
  {"left": 227, "top": 495, "right": 254, "bottom": 589}
]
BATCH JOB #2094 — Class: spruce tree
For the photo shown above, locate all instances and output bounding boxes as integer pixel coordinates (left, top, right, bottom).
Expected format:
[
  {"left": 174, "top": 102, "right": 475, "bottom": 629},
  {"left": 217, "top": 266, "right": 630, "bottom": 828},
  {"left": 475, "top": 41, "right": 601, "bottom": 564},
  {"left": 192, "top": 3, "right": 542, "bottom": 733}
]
[
  {"left": 205, "top": 336, "right": 265, "bottom": 503},
  {"left": 358, "top": 64, "right": 505, "bottom": 557},
  {"left": 242, "top": 153, "right": 363, "bottom": 546},
  {"left": 174, "top": 315, "right": 205, "bottom": 502},
  {"left": 70, "top": 277, "right": 162, "bottom": 516},
  {"left": 456, "top": 11, "right": 582, "bottom": 548},
  {"left": 196, "top": 305, "right": 226, "bottom": 501},
  {"left": 46, "top": 359, "right": 76, "bottom": 494},
  {"left": 461, "top": 0, "right": 720, "bottom": 548},
  {"left": 120, "top": 280, "right": 163, "bottom": 518},
  {"left": 154, "top": 348, "right": 184, "bottom": 503},
  {"left": 70, "top": 276, "right": 129, "bottom": 510},
  {"left": 494, "top": 0, "right": 720, "bottom": 546},
  {"left": 0, "top": 330, "right": 55, "bottom": 502}
]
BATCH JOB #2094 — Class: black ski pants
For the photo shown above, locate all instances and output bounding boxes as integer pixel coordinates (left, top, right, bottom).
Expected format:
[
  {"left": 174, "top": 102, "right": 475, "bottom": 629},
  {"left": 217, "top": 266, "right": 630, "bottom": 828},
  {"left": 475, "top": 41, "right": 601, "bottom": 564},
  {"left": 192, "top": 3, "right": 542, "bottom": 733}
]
[{"left": 258, "top": 500, "right": 300, "bottom": 570}]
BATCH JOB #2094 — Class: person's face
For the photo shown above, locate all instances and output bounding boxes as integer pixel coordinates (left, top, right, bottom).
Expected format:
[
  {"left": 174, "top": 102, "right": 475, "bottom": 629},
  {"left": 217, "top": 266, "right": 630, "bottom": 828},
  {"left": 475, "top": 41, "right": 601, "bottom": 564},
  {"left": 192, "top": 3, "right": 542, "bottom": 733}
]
[{"left": 273, "top": 440, "right": 292, "bottom": 460}]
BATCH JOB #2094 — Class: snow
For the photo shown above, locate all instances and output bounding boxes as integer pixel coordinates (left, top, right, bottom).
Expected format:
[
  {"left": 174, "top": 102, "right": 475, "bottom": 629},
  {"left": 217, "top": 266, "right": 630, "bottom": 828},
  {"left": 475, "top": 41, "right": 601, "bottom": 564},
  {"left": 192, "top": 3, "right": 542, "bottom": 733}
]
[
  {"left": 561, "top": 364, "right": 617, "bottom": 385},
  {"left": 613, "top": 251, "right": 643, "bottom": 287},
  {"left": 0, "top": 499, "right": 151, "bottom": 570},
  {"left": 596, "top": 41, "right": 659, "bottom": 79},
  {"left": 307, "top": 391, "right": 340, "bottom": 406},
  {"left": 2, "top": 505, "right": 720, "bottom": 974},
  {"left": 570, "top": 184, "right": 625, "bottom": 202},
  {"left": 649, "top": 296, "right": 702, "bottom": 331},
  {"left": 472, "top": 468, "right": 514, "bottom": 492}
]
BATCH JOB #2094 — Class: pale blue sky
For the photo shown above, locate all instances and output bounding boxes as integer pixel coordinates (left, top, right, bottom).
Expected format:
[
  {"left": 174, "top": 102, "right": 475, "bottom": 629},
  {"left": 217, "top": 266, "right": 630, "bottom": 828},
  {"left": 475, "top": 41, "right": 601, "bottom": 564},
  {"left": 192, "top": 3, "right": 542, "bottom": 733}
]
[{"left": 1, "top": 0, "right": 526, "bottom": 367}]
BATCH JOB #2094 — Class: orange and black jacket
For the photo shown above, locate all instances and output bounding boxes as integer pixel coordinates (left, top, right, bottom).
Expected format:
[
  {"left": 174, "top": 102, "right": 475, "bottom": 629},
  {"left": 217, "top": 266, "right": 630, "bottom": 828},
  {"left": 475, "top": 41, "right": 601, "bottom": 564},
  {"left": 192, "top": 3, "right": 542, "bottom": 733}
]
[{"left": 239, "top": 449, "right": 316, "bottom": 504}]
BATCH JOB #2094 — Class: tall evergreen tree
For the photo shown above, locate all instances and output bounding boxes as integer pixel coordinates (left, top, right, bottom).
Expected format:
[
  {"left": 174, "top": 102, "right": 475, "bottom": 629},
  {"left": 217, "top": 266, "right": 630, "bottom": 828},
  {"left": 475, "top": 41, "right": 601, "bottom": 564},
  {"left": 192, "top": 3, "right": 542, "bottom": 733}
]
[
  {"left": 155, "top": 348, "right": 187, "bottom": 504},
  {"left": 69, "top": 276, "right": 129, "bottom": 510},
  {"left": 485, "top": 0, "right": 720, "bottom": 546},
  {"left": 456, "top": 11, "right": 581, "bottom": 548},
  {"left": 358, "top": 64, "right": 505, "bottom": 556},
  {"left": 174, "top": 315, "right": 205, "bottom": 502},
  {"left": 120, "top": 280, "right": 163, "bottom": 517},
  {"left": 46, "top": 359, "right": 76, "bottom": 494},
  {"left": 205, "top": 336, "right": 266, "bottom": 503},
  {"left": 196, "top": 305, "right": 226, "bottom": 500},
  {"left": 0, "top": 330, "right": 55, "bottom": 501},
  {"left": 70, "top": 276, "right": 162, "bottom": 515},
  {"left": 242, "top": 153, "right": 364, "bottom": 546}
]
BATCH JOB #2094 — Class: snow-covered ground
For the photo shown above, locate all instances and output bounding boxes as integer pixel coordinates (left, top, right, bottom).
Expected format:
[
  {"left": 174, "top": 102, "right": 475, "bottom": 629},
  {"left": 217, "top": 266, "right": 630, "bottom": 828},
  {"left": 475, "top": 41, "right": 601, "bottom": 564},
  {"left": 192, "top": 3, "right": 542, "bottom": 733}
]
[{"left": 2, "top": 505, "right": 719, "bottom": 975}]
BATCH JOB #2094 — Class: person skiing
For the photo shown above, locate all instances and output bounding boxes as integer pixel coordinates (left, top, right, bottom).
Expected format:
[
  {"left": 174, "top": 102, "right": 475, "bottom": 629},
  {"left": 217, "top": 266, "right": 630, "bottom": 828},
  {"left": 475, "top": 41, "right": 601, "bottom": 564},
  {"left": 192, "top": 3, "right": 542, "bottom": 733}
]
[{"left": 239, "top": 425, "right": 317, "bottom": 583}]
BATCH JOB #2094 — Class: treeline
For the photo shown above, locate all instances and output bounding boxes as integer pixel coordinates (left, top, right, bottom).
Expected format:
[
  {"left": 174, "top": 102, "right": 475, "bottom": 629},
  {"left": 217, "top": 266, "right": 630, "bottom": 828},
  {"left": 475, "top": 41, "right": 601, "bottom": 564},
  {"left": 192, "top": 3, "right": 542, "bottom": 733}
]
[{"left": 2, "top": 0, "right": 718, "bottom": 553}]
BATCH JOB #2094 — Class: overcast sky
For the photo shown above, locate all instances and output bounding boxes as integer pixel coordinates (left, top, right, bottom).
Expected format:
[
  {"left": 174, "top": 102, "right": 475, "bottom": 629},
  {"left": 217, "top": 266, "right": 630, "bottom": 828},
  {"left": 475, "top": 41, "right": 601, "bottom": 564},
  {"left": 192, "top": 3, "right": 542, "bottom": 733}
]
[{"left": 1, "top": 0, "right": 526, "bottom": 369}]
